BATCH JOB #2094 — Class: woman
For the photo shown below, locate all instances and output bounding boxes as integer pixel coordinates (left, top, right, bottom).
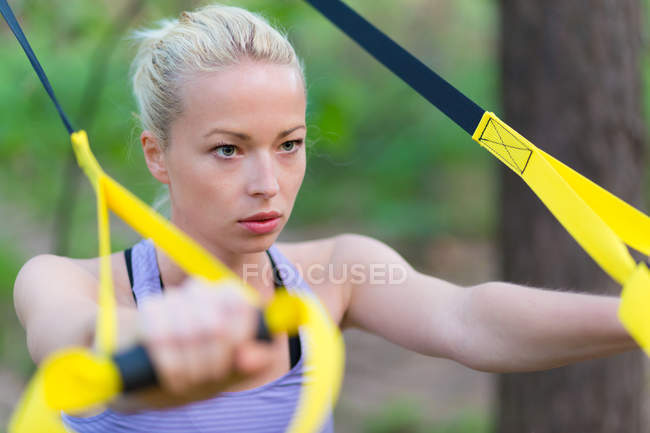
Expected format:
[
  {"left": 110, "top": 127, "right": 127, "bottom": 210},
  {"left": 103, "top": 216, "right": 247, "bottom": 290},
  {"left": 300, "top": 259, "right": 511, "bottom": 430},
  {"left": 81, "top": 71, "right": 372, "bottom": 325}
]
[{"left": 12, "top": 3, "right": 638, "bottom": 433}]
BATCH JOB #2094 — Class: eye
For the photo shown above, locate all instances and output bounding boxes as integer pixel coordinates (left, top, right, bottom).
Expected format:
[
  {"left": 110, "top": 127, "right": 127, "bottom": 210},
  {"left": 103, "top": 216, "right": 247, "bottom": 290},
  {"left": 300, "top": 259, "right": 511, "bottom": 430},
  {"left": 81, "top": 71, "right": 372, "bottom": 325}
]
[
  {"left": 280, "top": 139, "right": 304, "bottom": 153},
  {"left": 213, "top": 144, "right": 238, "bottom": 158}
]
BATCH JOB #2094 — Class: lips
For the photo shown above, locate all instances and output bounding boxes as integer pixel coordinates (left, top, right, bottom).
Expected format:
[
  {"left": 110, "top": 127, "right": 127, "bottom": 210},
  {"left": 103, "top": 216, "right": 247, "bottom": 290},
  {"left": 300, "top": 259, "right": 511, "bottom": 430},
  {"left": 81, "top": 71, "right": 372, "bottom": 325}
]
[
  {"left": 238, "top": 211, "right": 282, "bottom": 234},
  {"left": 239, "top": 211, "right": 282, "bottom": 222}
]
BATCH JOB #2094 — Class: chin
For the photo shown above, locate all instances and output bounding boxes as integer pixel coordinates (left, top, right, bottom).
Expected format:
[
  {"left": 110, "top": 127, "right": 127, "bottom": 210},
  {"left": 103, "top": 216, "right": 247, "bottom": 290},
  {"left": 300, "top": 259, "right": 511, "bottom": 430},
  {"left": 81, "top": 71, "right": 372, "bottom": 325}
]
[{"left": 233, "top": 232, "right": 281, "bottom": 254}]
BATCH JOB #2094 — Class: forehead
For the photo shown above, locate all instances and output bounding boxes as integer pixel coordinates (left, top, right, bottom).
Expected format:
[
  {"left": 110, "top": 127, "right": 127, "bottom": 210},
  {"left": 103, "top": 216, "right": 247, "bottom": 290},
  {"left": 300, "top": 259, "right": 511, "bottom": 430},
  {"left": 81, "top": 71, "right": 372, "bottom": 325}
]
[{"left": 177, "top": 62, "right": 306, "bottom": 133}]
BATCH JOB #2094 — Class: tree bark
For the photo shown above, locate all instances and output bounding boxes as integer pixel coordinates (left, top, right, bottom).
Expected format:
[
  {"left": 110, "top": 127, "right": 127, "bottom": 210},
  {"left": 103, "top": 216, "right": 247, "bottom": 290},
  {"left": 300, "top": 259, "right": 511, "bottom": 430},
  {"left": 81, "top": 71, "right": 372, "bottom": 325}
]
[{"left": 497, "top": 1, "right": 646, "bottom": 432}]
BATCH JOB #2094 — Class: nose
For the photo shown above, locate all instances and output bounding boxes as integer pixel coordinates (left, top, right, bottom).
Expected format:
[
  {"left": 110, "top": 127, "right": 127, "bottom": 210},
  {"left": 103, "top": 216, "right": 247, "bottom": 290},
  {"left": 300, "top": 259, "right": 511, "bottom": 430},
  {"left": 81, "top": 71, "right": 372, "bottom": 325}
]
[{"left": 245, "top": 152, "right": 279, "bottom": 199}]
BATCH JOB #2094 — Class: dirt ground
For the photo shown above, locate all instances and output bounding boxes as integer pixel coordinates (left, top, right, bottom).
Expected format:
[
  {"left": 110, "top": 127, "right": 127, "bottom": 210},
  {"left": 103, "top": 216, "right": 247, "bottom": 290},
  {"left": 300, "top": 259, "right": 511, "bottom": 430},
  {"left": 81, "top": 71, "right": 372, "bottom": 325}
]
[{"left": 336, "top": 330, "right": 493, "bottom": 431}]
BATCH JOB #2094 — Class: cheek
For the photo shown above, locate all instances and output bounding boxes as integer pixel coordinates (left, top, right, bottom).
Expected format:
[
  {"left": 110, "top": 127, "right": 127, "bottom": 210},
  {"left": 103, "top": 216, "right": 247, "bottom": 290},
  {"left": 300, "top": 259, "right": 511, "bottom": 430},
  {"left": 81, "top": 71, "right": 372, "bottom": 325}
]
[
  {"left": 187, "top": 167, "right": 239, "bottom": 204},
  {"left": 284, "top": 152, "right": 306, "bottom": 195},
  {"left": 297, "top": 153, "right": 307, "bottom": 185},
  {"left": 210, "top": 175, "right": 240, "bottom": 201},
  {"left": 170, "top": 158, "right": 238, "bottom": 204}
]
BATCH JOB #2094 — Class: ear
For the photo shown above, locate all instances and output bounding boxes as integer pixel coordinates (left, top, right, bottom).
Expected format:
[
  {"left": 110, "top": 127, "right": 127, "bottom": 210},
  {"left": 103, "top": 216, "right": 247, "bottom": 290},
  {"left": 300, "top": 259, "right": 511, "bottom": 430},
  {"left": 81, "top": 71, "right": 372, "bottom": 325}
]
[{"left": 141, "top": 131, "right": 170, "bottom": 184}]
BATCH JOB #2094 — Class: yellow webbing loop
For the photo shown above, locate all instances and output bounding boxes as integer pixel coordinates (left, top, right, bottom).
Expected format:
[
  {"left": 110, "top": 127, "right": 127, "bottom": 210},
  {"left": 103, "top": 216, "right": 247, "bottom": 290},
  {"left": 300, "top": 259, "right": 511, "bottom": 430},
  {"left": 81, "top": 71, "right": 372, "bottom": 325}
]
[
  {"left": 286, "top": 295, "right": 345, "bottom": 433},
  {"left": 71, "top": 130, "right": 117, "bottom": 355},
  {"left": 472, "top": 112, "right": 650, "bottom": 349}
]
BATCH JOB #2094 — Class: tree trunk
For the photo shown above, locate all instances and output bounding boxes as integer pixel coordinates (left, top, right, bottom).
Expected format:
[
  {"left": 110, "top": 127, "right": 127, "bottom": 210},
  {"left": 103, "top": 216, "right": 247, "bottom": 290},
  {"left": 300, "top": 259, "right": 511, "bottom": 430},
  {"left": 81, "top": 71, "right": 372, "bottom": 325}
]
[{"left": 497, "top": 1, "right": 646, "bottom": 432}]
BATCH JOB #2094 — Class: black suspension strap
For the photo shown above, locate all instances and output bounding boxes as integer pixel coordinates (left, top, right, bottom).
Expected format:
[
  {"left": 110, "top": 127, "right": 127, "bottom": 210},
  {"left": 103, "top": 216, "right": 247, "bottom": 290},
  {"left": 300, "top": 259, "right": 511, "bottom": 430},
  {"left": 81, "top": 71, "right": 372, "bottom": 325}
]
[
  {"left": 0, "top": 0, "right": 74, "bottom": 134},
  {"left": 302, "top": 0, "right": 485, "bottom": 135}
]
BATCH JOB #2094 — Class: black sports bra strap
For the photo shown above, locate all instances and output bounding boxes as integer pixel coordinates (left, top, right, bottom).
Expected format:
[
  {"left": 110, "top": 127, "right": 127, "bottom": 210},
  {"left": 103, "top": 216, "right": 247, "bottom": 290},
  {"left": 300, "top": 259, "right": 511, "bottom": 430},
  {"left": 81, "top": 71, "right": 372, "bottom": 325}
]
[
  {"left": 124, "top": 248, "right": 137, "bottom": 306},
  {"left": 265, "top": 249, "right": 283, "bottom": 288},
  {"left": 124, "top": 247, "right": 134, "bottom": 288},
  {"left": 265, "top": 249, "right": 302, "bottom": 369}
]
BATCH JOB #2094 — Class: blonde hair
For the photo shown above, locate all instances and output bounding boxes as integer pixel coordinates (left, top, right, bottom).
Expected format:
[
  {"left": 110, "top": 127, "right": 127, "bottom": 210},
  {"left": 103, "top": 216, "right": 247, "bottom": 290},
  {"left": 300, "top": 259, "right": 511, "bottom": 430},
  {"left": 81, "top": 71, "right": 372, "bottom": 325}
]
[{"left": 131, "top": 4, "right": 305, "bottom": 148}]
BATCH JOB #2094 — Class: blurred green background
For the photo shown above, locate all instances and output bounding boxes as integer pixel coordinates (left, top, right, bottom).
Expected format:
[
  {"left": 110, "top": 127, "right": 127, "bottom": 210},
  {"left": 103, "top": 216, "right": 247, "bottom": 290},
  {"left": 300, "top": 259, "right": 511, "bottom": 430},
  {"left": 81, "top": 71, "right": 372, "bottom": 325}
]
[{"left": 0, "top": 0, "right": 647, "bottom": 432}]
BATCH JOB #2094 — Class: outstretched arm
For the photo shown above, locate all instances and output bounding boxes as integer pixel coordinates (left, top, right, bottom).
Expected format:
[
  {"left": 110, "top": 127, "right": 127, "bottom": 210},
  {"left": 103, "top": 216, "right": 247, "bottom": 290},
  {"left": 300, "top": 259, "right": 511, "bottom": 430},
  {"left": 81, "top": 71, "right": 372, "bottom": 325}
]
[{"left": 335, "top": 234, "right": 638, "bottom": 373}]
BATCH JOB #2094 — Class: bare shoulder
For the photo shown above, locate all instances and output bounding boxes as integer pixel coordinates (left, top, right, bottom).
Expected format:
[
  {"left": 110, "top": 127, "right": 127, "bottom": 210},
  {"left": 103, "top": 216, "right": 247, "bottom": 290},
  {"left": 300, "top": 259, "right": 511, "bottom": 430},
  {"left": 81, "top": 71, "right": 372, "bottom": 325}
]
[
  {"left": 329, "top": 233, "right": 408, "bottom": 266},
  {"left": 15, "top": 254, "right": 97, "bottom": 292},
  {"left": 274, "top": 234, "right": 410, "bottom": 325},
  {"left": 13, "top": 255, "right": 94, "bottom": 327},
  {"left": 14, "top": 252, "right": 132, "bottom": 323}
]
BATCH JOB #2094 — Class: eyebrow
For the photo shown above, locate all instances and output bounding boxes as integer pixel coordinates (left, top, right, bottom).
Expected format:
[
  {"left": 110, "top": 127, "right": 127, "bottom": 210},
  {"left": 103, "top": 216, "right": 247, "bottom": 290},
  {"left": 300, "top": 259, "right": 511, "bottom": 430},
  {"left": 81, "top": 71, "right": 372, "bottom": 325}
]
[{"left": 204, "top": 125, "right": 306, "bottom": 141}]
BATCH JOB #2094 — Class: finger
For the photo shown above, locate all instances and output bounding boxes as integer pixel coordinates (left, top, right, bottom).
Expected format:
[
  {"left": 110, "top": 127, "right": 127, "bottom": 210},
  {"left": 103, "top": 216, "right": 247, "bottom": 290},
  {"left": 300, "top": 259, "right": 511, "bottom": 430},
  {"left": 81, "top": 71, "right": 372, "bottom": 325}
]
[
  {"left": 192, "top": 296, "right": 234, "bottom": 382},
  {"left": 217, "top": 288, "right": 257, "bottom": 342},
  {"left": 183, "top": 279, "right": 255, "bottom": 341},
  {"left": 172, "top": 294, "right": 212, "bottom": 391},
  {"left": 138, "top": 299, "right": 184, "bottom": 394}
]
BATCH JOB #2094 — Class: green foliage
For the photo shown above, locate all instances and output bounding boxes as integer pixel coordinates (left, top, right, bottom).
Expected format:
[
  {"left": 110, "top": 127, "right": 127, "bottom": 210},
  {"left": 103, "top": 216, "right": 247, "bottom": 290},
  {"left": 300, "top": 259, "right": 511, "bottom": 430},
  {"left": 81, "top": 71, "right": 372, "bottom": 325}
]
[
  {"left": 363, "top": 399, "right": 422, "bottom": 433},
  {"left": 0, "top": 242, "right": 32, "bottom": 375},
  {"left": 363, "top": 399, "right": 492, "bottom": 433},
  {"left": 0, "top": 244, "right": 21, "bottom": 299}
]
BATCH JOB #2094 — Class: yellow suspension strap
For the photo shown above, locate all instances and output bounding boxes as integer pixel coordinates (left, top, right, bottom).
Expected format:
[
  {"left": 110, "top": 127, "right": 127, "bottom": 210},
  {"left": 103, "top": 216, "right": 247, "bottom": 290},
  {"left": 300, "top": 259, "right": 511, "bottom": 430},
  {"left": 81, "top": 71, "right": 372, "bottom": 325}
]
[
  {"left": 304, "top": 0, "right": 650, "bottom": 350},
  {"left": 1, "top": 1, "right": 344, "bottom": 432}
]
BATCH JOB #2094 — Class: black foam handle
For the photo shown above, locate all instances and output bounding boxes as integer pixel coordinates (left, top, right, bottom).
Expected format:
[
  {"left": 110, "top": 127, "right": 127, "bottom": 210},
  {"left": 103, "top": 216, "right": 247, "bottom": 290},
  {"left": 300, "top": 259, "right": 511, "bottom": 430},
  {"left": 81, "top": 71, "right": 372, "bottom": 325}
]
[
  {"left": 113, "top": 344, "right": 157, "bottom": 392},
  {"left": 114, "top": 309, "right": 272, "bottom": 391}
]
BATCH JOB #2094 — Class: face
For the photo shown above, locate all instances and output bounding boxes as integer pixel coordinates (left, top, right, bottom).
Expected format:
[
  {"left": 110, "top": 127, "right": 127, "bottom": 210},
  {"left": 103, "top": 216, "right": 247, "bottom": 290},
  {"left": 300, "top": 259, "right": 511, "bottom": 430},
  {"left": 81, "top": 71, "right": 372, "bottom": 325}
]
[{"left": 142, "top": 61, "right": 307, "bottom": 254}]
